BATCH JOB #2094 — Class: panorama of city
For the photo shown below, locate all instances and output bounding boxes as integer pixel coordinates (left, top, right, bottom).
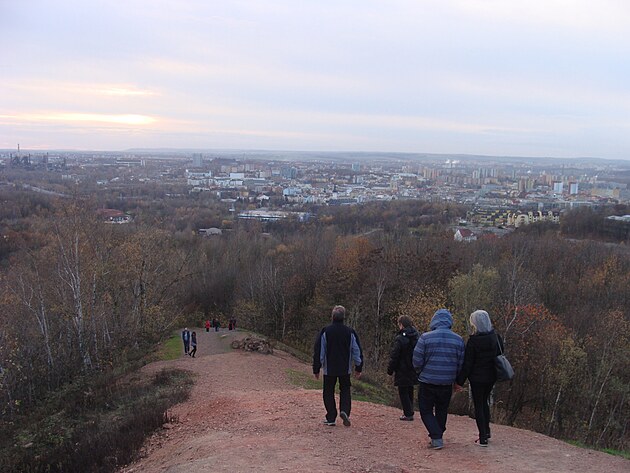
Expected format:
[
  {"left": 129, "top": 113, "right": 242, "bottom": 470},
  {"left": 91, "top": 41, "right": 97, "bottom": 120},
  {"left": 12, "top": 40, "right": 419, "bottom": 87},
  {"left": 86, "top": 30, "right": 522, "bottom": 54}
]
[{"left": 3, "top": 148, "right": 630, "bottom": 238}]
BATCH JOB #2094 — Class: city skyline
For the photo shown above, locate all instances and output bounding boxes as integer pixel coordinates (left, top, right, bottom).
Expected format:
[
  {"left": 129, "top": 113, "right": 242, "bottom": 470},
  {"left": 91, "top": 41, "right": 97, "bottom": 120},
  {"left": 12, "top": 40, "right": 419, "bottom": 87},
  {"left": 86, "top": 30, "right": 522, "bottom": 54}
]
[{"left": 2, "top": 1, "right": 630, "bottom": 159}]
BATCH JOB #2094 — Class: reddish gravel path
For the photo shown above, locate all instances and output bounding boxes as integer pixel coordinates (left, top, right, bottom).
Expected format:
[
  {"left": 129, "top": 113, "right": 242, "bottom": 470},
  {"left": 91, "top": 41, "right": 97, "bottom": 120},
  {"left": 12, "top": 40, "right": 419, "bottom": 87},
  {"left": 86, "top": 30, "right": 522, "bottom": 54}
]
[{"left": 120, "top": 329, "right": 628, "bottom": 473}]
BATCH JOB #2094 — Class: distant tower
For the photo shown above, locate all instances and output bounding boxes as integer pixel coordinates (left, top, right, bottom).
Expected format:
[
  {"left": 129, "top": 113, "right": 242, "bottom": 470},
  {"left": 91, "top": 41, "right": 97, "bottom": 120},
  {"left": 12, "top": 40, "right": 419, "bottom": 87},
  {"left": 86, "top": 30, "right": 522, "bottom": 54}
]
[{"left": 192, "top": 153, "right": 203, "bottom": 167}]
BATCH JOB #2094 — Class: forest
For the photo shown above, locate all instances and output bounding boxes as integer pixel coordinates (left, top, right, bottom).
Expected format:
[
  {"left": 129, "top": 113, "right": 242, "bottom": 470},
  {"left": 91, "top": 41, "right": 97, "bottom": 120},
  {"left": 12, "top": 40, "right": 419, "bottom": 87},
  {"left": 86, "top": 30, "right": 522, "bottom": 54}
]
[{"left": 0, "top": 188, "right": 628, "bottom": 471}]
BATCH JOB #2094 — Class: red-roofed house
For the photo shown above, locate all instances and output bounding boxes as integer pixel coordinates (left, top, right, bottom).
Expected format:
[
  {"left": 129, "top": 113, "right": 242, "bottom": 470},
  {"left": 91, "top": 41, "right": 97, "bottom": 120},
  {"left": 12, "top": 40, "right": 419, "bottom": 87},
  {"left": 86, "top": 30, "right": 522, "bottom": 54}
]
[
  {"left": 454, "top": 228, "right": 477, "bottom": 242},
  {"left": 97, "top": 209, "right": 132, "bottom": 224}
]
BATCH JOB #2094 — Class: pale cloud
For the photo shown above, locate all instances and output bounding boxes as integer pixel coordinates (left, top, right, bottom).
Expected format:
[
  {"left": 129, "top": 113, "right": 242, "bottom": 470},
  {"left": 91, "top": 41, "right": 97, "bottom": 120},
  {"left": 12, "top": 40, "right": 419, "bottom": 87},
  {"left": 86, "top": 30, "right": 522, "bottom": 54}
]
[
  {"left": 1, "top": 1, "right": 630, "bottom": 158},
  {"left": 1, "top": 113, "right": 157, "bottom": 126},
  {"left": 444, "top": 75, "right": 630, "bottom": 114},
  {"left": 96, "top": 86, "right": 157, "bottom": 97},
  {"left": 448, "top": 0, "right": 630, "bottom": 33},
  {"left": 2, "top": 80, "right": 158, "bottom": 98}
]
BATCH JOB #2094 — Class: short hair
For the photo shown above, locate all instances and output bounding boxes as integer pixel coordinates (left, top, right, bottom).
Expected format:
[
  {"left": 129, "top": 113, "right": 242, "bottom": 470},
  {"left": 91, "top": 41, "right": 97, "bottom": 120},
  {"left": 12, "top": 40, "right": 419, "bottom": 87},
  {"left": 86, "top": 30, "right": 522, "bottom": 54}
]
[
  {"left": 331, "top": 305, "right": 346, "bottom": 322},
  {"left": 470, "top": 310, "right": 493, "bottom": 334},
  {"left": 397, "top": 315, "right": 413, "bottom": 328}
]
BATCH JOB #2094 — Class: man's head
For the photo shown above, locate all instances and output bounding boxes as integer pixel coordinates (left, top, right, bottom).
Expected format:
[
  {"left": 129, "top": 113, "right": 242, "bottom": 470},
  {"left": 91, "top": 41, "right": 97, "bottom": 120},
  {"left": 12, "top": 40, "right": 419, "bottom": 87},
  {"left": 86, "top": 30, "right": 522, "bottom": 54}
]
[
  {"left": 331, "top": 305, "right": 346, "bottom": 322},
  {"left": 397, "top": 315, "right": 413, "bottom": 329}
]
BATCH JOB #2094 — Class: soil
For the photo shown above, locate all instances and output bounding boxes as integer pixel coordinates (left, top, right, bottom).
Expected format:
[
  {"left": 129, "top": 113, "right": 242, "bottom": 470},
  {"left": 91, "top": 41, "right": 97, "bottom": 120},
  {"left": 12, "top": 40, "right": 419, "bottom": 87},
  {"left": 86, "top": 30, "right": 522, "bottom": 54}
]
[{"left": 120, "top": 329, "right": 629, "bottom": 473}]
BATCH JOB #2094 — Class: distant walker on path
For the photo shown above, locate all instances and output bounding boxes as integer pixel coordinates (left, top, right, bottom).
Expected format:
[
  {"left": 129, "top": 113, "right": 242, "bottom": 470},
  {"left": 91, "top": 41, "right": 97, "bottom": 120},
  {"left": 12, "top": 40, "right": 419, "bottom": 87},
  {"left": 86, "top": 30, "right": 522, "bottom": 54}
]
[
  {"left": 182, "top": 327, "right": 191, "bottom": 355},
  {"left": 312, "top": 305, "right": 363, "bottom": 427},
  {"left": 189, "top": 331, "right": 197, "bottom": 358}
]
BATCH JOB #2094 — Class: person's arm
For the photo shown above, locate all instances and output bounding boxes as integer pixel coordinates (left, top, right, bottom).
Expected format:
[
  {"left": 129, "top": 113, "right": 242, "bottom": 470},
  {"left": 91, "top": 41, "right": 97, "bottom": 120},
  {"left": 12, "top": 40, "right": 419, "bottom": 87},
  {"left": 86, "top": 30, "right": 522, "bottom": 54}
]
[
  {"left": 412, "top": 336, "right": 425, "bottom": 373},
  {"left": 387, "top": 337, "right": 402, "bottom": 376},
  {"left": 351, "top": 330, "right": 363, "bottom": 376},
  {"left": 312, "top": 330, "right": 326, "bottom": 379},
  {"left": 457, "top": 337, "right": 465, "bottom": 373},
  {"left": 456, "top": 339, "right": 474, "bottom": 386}
]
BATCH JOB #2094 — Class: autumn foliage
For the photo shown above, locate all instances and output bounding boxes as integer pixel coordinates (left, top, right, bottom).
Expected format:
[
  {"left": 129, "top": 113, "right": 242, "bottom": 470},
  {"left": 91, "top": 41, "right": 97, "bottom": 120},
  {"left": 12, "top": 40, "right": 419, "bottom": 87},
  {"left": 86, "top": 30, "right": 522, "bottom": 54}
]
[{"left": 0, "top": 193, "right": 628, "bottom": 456}]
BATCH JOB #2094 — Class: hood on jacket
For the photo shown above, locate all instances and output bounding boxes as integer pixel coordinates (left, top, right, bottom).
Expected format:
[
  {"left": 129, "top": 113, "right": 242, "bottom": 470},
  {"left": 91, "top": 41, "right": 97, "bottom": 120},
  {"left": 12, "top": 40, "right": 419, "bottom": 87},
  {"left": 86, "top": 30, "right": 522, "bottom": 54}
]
[
  {"left": 429, "top": 309, "right": 453, "bottom": 330},
  {"left": 401, "top": 326, "right": 419, "bottom": 340}
]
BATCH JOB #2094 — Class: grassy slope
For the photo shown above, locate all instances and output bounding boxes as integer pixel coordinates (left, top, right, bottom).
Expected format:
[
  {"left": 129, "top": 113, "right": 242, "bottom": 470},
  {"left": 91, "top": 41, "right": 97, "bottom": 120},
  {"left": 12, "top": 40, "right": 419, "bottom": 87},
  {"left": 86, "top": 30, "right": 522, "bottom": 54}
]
[{"left": 0, "top": 334, "right": 193, "bottom": 473}]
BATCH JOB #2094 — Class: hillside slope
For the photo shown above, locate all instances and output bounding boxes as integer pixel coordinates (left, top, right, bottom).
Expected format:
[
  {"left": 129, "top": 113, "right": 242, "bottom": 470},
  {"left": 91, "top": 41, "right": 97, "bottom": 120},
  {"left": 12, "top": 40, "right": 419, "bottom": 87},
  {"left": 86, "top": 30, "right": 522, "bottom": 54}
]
[{"left": 120, "top": 330, "right": 628, "bottom": 473}]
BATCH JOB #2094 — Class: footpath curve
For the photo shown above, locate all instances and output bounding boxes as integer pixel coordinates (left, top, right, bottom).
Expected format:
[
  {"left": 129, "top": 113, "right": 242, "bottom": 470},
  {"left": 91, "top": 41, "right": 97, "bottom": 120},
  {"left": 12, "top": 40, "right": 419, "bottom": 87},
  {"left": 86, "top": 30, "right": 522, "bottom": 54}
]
[{"left": 120, "top": 329, "right": 628, "bottom": 473}]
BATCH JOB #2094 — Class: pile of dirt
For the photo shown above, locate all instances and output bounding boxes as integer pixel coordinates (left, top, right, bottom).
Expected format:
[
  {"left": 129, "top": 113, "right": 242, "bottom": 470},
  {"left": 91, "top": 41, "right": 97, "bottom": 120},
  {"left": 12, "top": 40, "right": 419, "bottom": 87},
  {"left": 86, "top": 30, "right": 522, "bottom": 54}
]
[{"left": 230, "top": 336, "right": 273, "bottom": 354}]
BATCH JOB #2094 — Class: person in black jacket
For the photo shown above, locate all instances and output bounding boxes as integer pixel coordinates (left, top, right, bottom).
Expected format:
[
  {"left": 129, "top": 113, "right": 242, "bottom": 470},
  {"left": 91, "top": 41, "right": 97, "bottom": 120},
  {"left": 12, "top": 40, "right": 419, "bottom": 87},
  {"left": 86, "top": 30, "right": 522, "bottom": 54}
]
[
  {"left": 189, "top": 331, "right": 197, "bottom": 358},
  {"left": 313, "top": 305, "right": 363, "bottom": 427},
  {"left": 456, "top": 310, "right": 504, "bottom": 447},
  {"left": 387, "top": 315, "right": 419, "bottom": 421},
  {"left": 182, "top": 327, "right": 190, "bottom": 355}
]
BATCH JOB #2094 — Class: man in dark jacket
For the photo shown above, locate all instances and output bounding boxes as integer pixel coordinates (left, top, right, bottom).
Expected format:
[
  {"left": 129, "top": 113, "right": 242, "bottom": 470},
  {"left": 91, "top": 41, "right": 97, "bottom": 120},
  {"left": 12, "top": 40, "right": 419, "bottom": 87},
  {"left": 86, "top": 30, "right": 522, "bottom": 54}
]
[
  {"left": 182, "top": 327, "right": 190, "bottom": 355},
  {"left": 313, "top": 305, "right": 363, "bottom": 427},
  {"left": 387, "top": 315, "right": 419, "bottom": 421},
  {"left": 413, "top": 309, "right": 464, "bottom": 450}
]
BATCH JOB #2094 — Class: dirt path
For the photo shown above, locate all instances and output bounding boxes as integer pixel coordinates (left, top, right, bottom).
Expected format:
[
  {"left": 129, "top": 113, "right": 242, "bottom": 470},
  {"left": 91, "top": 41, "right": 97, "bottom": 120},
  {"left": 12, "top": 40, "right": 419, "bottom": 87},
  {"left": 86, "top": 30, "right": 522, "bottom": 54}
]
[{"left": 121, "top": 329, "right": 628, "bottom": 473}]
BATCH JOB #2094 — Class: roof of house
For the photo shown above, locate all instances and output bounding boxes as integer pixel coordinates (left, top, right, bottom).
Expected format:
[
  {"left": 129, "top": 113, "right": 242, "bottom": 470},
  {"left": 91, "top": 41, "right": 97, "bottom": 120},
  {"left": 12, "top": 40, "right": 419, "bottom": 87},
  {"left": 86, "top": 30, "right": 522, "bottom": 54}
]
[
  {"left": 456, "top": 228, "right": 475, "bottom": 237},
  {"left": 97, "top": 208, "right": 126, "bottom": 218}
]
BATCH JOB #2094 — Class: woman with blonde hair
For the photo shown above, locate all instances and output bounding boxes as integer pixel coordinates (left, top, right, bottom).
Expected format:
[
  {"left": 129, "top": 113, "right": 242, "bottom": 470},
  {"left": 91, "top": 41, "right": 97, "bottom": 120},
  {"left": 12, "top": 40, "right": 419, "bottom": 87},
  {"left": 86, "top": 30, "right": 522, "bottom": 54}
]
[{"left": 456, "top": 310, "right": 504, "bottom": 447}]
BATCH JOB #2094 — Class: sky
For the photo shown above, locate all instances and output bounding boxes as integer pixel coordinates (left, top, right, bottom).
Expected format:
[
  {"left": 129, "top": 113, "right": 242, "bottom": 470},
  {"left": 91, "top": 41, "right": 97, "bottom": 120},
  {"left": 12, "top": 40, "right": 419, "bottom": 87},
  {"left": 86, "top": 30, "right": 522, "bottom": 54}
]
[{"left": 1, "top": 0, "right": 630, "bottom": 159}]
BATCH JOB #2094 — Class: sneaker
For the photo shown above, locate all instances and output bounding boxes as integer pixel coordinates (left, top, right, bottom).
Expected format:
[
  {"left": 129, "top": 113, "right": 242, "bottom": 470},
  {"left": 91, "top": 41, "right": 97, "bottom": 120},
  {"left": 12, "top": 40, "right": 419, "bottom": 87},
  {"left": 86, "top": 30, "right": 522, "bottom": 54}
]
[
  {"left": 340, "top": 411, "right": 351, "bottom": 427},
  {"left": 399, "top": 415, "right": 414, "bottom": 421},
  {"left": 475, "top": 439, "right": 488, "bottom": 447},
  {"left": 429, "top": 439, "right": 444, "bottom": 450},
  {"left": 322, "top": 420, "right": 336, "bottom": 426}
]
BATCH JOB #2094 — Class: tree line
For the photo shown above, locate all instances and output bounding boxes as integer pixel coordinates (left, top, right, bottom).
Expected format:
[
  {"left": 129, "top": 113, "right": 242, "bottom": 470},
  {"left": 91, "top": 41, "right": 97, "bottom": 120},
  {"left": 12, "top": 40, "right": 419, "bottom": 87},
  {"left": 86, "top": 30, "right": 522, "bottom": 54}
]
[{"left": 0, "top": 195, "right": 628, "bottom": 453}]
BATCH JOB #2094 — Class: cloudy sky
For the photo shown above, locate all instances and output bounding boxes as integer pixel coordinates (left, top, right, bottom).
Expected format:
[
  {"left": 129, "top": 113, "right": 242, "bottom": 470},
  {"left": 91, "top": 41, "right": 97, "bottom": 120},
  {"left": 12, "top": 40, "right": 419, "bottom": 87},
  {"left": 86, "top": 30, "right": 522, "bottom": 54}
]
[{"left": 1, "top": 0, "right": 630, "bottom": 158}]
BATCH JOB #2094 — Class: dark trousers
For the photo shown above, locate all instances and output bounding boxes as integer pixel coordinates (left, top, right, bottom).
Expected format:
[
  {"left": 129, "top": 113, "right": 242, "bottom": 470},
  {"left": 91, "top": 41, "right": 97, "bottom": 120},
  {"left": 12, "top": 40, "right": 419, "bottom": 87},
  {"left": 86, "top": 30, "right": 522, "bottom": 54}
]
[
  {"left": 190, "top": 346, "right": 197, "bottom": 357},
  {"left": 398, "top": 385, "right": 415, "bottom": 417},
  {"left": 471, "top": 382, "right": 494, "bottom": 441},
  {"left": 323, "top": 374, "right": 351, "bottom": 422},
  {"left": 183, "top": 340, "right": 190, "bottom": 354},
  {"left": 418, "top": 382, "right": 453, "bottom": 439}
]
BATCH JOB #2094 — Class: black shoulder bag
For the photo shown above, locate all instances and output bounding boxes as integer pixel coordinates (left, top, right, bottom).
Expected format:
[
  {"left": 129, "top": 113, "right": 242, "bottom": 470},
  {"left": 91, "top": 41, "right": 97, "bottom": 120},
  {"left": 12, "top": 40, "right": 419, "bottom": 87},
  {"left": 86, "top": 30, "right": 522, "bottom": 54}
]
[{"left": 494, "top": 333, "right": 514, "bottom": 382}]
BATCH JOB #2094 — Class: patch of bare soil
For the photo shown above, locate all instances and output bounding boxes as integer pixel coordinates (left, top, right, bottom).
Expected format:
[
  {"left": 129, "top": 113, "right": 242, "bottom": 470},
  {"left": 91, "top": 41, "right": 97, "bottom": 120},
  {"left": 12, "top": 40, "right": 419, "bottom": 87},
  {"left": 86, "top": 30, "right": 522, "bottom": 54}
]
[{"left": 120, "top": 329, "right": 628, "bottom": 473}]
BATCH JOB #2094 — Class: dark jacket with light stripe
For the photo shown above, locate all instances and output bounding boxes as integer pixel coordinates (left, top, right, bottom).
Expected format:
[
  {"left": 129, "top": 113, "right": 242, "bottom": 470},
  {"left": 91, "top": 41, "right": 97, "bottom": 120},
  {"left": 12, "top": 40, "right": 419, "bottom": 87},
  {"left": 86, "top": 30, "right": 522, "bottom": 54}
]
[{"left": 313, "top": 320, "right": 363, "bottom": 377}]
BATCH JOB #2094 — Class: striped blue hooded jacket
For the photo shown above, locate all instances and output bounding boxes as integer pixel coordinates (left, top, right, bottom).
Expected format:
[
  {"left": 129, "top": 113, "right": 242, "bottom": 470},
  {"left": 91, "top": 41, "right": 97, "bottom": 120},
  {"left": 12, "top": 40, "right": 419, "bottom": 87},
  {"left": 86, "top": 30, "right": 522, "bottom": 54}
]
[{"left": 412, "top": 309, "right": 464, "bottom": 385}]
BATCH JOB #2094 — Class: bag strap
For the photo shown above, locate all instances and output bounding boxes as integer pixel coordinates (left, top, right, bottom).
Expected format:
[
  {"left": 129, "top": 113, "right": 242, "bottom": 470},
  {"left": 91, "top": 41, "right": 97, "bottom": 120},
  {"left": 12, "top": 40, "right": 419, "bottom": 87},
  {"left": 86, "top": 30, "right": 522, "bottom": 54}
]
[{"left": 495, "top": 333, "right": 504, "bottom": 355}]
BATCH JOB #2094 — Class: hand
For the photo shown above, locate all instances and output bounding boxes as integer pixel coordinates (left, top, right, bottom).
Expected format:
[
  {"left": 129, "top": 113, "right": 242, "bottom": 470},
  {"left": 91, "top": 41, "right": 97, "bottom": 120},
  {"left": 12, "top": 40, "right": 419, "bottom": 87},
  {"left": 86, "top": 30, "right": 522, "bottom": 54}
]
[
  {"left": 453, "top": 384, "right": 463, "bottom": 393},
  {"left": 314, "top": 373, "right": 320, "bottom": 380},
  {"left": 354, "top": 371, "right": 362, "bottom": 380}
]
